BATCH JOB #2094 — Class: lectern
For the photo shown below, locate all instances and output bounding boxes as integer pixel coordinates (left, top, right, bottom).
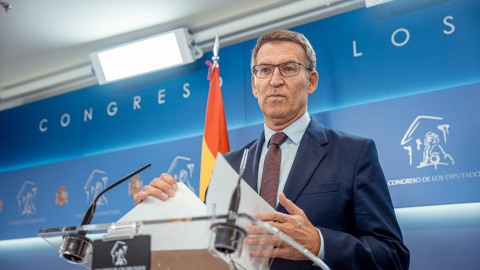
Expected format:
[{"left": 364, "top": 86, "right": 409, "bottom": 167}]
[{"left": 39, "top": 213, "right": 330, "bottom": 270}]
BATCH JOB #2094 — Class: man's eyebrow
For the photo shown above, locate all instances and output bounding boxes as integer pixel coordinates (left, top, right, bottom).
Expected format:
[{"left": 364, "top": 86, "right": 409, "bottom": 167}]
[{"left": 256, "top": 60, "right": 297, "bottom": 65}]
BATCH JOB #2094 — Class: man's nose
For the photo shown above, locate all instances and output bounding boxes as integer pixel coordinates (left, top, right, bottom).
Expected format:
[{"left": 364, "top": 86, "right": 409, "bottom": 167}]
[{"left": 269, "top": 66, "right": 284, "bottom": 86}]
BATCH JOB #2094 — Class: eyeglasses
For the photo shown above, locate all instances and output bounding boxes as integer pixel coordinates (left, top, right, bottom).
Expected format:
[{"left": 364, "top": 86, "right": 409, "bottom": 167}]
[{"left": 252, "top": 62, "right": 311, "bottom": 79}]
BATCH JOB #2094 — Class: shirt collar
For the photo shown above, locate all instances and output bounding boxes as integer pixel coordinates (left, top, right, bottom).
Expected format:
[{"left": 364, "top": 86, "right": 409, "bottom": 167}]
[{"left": 264, "top": 111, "right": 310, "bottom": 146}]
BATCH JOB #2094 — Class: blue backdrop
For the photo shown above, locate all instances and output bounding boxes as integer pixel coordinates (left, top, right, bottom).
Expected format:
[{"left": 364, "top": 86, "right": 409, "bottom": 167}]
[{"left": 0, "top": 0, "right": 479, "bottom": 269}]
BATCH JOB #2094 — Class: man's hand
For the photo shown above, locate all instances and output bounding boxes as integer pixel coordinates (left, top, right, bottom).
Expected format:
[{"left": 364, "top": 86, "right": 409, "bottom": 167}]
[
  {"left": 246, "top": 192, "right": 320, "bottom": 260},
  {"left": 133, "top": 173, "right": 178, "bottom": 205}
]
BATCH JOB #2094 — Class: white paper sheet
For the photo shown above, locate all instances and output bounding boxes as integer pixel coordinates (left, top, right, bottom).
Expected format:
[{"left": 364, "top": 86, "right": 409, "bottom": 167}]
[
  {"left": 117, "top": 182, "right": 210, "bottom": 250},
  {"left": 118, "top": 182, "right": 206, "bottom": 223},
  {"left": 206, "top": 153, "right": 274, "bottom": 217}
]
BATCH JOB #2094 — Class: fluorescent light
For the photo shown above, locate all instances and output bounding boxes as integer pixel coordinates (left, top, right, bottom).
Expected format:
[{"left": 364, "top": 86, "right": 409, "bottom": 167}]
[
  {"left": 90, "top": 28, "right": 201, "bottom": 84},
  {"left": 98, "top": 33, "right": 182, "bottom": 81}
]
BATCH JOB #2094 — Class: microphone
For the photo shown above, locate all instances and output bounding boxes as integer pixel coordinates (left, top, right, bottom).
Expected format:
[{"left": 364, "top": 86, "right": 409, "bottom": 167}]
[
  {"left": 59, "top": 163, "right": 151, "bottom": 265},
  {"left": 226, "top": 150, "right": 248, "bottom": 223},
  {"left": 211, "top": 150, "right": 248, "bottom": 254}
]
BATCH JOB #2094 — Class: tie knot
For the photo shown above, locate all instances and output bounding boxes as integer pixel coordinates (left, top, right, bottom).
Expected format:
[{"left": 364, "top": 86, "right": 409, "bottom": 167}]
[{"left": 270, "top": 132, "right": 288, "bottom": 146}]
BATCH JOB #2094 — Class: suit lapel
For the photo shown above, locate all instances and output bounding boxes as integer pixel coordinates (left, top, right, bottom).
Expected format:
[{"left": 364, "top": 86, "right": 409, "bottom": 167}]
[
  {"left": 242, "top": 131, "right": 265, "bottom": 193},
  {"left": 279, "top": 119, "right": 328, "bottom": 209}
]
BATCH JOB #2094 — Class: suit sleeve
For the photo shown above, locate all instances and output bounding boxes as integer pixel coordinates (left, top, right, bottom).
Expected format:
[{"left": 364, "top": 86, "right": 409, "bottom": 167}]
[{"left": 320, "top": 139, "right": 410, "bottom": 270}]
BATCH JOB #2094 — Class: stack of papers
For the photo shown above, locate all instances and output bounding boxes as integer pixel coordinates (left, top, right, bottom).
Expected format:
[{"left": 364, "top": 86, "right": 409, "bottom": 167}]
[{"left": 116, "top": 154, "right": 274, "bottom": 251}]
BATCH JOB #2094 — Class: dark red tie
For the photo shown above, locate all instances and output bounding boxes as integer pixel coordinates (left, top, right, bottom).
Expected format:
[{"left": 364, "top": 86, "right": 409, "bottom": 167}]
[{"left": 260, "top": 132, "right": 288, "bottom": 208}]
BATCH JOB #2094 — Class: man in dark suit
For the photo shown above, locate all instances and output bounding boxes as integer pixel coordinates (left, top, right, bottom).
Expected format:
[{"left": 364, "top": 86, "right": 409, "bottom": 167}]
[{"left": 135, "top": 30, "right": 409, "bottom": 269}]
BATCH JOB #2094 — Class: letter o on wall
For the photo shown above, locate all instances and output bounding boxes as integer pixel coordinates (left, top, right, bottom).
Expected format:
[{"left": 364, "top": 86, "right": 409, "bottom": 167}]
[
  {"left": 391, "top": 28, "right": 410, "bottom": 47},
  {"left": 60, "top": 113, "right": 70, "bottom": 127}
]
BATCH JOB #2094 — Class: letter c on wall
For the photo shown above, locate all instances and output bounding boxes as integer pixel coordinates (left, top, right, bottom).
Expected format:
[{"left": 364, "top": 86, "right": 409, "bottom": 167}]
[{"left": 39, "top": 119, "right": 48, "bottom": 132}]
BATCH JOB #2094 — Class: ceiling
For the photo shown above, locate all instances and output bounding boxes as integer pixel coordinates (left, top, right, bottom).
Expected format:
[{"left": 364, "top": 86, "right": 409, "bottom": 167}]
[{"left": 0, "top": 0, "right": 364, "bottom": 111}]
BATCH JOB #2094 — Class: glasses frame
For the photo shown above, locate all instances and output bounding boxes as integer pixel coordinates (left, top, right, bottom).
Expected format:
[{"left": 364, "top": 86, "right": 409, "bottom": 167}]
[{"left": 252, "top": 62, "right": 312, "bottom": 79}]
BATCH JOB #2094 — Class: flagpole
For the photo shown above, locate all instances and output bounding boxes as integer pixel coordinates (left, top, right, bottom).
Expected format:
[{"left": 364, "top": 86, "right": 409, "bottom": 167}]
[
  {"left": 199, "top": 31, "right": 230, "bottom": 201},
  {"left": 213, "top": 31, "right": 219, "bottom": 67}
]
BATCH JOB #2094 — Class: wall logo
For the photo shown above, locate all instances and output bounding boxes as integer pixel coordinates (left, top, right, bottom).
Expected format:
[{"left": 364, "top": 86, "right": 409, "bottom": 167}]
[
  {"left": 55, "top": 186, "right": 68, "bottom": 205},
  {"left": 84, "top": 170, "right": 108, "bottom": 205},
  {"left": 401, "top": 115, "right": 455, "bottom": 170},
  {"left": 167, "top": 156, "right": 195, "bottom": 193},
  {"left": 110, "top": 241, "right": 128, "bottom": 266},
  {"left": 17, "top": 181, "right": 37, "bottom": 215},
  {"left": 128, "top": 175, "right": 143, "bottom": 196}
]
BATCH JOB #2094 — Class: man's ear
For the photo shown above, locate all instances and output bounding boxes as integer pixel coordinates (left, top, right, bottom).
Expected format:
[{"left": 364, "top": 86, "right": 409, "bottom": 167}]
[
  {"left": 252, "top": 75, "right": 259, "bottom": 98},
  {"left": 307, "top": 70, "right": 319, "bottom": 95}
]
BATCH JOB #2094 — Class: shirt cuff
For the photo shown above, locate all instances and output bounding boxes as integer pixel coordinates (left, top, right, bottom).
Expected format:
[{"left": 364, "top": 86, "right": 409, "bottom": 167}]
[{"left": 316, "top": 227, "right": 325, "bottom": 260}]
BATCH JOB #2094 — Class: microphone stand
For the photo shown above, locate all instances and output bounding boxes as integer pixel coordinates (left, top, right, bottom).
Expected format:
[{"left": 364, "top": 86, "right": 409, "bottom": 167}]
[
  {"left": 59, "top": 163, "right": 151, "bottom": 264},
  {"left": 211, "top": 150, "right": 248, "bottom": 254}
]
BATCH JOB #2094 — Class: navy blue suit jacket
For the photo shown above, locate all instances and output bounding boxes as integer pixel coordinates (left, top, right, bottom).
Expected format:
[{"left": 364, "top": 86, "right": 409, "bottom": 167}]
[{"left": 224, "top": 118, "right": 410, "bottom": 270}]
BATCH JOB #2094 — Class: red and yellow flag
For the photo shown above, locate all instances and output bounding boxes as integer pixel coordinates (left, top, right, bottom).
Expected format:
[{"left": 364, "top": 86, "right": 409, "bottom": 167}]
[{"left": 199, "top": 63, "right": 229, "bottom": 201}]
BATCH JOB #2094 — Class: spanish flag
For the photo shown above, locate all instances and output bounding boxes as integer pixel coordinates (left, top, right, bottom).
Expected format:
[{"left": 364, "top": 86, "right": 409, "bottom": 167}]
[{"left": 199, "top": 63, "right": 229, "bottom": 201}]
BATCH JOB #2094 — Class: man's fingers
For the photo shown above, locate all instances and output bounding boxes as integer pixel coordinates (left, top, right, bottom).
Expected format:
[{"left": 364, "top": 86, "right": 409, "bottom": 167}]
[
  {"left": 246, "top": 236, "right": 282, "bottom": 246},
  {"left": 158, "top": 173, "right": 178, "bottom": 189},
  {"left": 143, "top": 173, "right": 179, "bottom": 201},
  {"left": 249, "top": 247, "right": 292, "bottom": 259},
  {"left": 278, "top": 192, "right": 305, "bottom": 217},
  {"left": 142, "top": 185, "right": 170, "bottom": 201},
  {"left": 249, "top": 245, "right": 310, "bottom": 261},
  {"left": 133, "top": 191, "right": 148, "bottom": 205},
  {"left": 255, "top": 211, "right": 290, "bottom": 223},
  {"left": 245, "top": 225, "right": 270, "bottom": 235},
  {"left": 150, "top": 174, "right": 178, "bottom": 192},
  {"left": 249, "top": 247, "right": 280, "bottom": 258},
  {"left": 255, "top": 193, "right": 305, "bottom": 223}
]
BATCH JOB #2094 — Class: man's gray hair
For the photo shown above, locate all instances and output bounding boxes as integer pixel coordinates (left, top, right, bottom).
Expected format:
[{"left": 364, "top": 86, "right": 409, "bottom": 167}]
[{"left": 251, "top": 29, "right": 317, "bottom": 72}]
